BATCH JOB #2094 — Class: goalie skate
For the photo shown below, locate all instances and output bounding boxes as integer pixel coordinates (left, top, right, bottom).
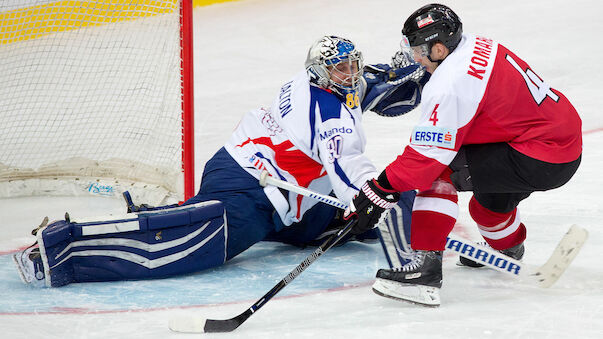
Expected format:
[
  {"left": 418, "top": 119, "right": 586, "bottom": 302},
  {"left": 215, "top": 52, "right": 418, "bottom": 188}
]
[{"left": 12, "top": 247, "right": 45, "bottom": 287}]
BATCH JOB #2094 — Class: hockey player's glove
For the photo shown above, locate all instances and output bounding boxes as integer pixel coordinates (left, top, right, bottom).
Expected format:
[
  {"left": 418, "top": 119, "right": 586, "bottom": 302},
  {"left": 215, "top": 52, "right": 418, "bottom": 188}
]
[
  {"left": 363, "top": 63, "right": 399, "bottom": 84},
  {"left": 344, "top": 179, "right": 400, "bottom": 235},
  {"left": 363, "top": 63, "right": 423, "bottom": 86},
  {"left": 361, "top": 63, "right": 427, "bottom": 117}
]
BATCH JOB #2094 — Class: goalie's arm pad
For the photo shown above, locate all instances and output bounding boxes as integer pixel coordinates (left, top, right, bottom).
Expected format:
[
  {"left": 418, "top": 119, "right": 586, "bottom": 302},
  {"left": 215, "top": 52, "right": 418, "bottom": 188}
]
[{"left": 361, "top": 63, "right": 429, "bottom": 117}]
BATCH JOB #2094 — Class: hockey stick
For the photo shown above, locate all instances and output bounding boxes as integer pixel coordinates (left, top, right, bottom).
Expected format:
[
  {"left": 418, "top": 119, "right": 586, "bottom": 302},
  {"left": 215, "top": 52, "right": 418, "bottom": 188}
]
[
  {"left": 168, "top": 215, "right": 356, "bottom": 333},
  {"left": 259, "top": 171, "right": 588, "bottom": 288},
  {"left": 446, "top": 225, "right": 587, "bottom": 287}
]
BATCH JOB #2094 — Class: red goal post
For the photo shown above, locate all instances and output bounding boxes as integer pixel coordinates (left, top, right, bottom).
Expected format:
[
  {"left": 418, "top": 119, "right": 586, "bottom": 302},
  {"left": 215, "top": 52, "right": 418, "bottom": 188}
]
[{"left": 0, "top": 0, "right": 195, "bottom": 205}]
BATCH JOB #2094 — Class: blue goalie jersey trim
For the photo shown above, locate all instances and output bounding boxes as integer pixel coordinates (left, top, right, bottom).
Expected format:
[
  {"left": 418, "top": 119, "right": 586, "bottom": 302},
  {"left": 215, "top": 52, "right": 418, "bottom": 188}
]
[{"left": 311, "top": 85, "right": 342, "bottom": 123}]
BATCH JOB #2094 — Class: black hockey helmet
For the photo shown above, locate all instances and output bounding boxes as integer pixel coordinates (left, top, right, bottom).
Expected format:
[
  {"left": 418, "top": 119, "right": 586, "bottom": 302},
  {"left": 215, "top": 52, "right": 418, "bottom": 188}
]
[{"left": 402, "top": 3, "right": 463, "bottom": 53}]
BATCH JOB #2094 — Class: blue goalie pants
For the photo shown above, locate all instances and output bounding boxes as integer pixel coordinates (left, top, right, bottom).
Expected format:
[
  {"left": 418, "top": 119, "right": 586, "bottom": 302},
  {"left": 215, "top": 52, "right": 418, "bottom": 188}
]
[
  {"left": 184, "top": 147, "right": 339, "bottom": 259},
  {"left": 37, "top": 201, "right": 227, "bottom": 287}
]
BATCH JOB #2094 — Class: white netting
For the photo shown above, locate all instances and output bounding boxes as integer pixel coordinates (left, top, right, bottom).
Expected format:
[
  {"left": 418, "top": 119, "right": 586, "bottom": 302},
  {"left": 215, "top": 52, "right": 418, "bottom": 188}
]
[{"left": 0, "top": 0, "right": 188, "bottom": 204}]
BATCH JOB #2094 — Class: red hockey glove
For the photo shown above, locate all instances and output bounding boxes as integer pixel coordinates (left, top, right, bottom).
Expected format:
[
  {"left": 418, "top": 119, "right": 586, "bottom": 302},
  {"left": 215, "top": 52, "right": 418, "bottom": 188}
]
[{"left": 344, "top": 179, "right": 400, "bottom": 235}]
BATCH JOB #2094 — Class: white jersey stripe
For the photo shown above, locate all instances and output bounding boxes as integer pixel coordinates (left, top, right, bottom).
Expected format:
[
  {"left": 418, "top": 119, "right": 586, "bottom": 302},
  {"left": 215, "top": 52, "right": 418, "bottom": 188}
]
[
  {"left": 478, "top": 210, "right": 522, "bottom": 240},
  {"left": 412, "top": 196, "right": 459, "bottom": 220},
  {"left": 409, "top": 144, "right": 458, "bottom": 167}
]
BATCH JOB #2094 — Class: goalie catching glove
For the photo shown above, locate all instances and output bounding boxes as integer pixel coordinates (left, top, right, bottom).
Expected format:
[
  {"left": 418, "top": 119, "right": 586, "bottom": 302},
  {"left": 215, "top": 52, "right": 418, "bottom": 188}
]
[
  {"left": 361, "top": 63, "right": 427, "bottom": 117},
  {"left": 344, "top": 177, "right": 400, "bottom": 235}
]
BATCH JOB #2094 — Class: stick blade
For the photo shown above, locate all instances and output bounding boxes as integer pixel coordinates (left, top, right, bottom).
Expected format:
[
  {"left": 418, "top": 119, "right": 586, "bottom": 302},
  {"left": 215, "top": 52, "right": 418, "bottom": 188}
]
[
  {"left": 532, "top": 224, "right": 588, "bottom": 288},
  {"left": 168, "top": 316, "right": 208, "bottom": 333},
  {"left": 203, "top": 318, "right": 245, "bottom": 333},
  {"left": 169, "top": 312, "right": 248, "bottom": 333}
]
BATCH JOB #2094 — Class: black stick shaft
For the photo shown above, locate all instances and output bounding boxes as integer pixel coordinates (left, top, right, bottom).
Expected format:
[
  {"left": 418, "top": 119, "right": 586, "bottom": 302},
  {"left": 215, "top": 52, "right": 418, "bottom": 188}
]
[{"left": 203, "top": 219, "right": 356, "bottom": 333}]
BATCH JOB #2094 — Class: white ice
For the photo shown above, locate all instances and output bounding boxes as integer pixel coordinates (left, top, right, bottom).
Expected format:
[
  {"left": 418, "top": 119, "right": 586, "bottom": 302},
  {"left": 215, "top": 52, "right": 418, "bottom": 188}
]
[{"left": 1, "top": 0, "right": 602, "bottom": 338}]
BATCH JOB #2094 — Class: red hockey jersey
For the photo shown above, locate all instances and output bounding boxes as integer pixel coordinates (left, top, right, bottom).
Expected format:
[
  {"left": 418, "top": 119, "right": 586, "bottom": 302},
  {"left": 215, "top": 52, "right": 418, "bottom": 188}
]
[{"left": 386, "top": 34, "right": 582, "bottom": 192}]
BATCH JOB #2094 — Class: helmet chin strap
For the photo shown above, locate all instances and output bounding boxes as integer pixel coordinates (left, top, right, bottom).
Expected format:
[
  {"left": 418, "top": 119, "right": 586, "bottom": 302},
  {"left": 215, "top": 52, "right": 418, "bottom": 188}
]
[
  {"left": 427, "top": 54, "right": 444, "bottom": 65},
  {"left": 425, "top": 43, "right": 446, "bottom": 65}
]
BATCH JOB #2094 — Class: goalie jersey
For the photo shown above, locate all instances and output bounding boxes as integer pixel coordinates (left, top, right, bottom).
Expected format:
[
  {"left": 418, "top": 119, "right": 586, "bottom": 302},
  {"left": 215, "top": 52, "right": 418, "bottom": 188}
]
[{"left": 225, "top": 70, "right": 377, "bottom": 226}]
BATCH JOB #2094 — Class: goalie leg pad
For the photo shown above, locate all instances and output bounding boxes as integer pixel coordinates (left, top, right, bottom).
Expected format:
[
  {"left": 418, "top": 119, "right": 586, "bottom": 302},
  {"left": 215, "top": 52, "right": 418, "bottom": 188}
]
[
  {"left": 38, "top": 201, "right": 227, "bottom": 287},
  {"left": 378, "top": 191, "right": 416, "bottom": 268}
]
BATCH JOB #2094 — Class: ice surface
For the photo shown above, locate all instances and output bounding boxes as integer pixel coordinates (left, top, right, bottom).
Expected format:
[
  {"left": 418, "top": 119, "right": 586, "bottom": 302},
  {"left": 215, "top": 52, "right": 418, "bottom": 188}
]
[{"left": 1, "top": 0, "right": 602, "bottom": 338}]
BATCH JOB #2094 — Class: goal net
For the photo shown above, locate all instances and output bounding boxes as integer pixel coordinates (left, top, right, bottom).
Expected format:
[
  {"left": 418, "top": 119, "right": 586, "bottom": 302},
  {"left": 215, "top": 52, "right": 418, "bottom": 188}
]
[{"left": 0, "top": 0, "right": 195, "bottom": 205}]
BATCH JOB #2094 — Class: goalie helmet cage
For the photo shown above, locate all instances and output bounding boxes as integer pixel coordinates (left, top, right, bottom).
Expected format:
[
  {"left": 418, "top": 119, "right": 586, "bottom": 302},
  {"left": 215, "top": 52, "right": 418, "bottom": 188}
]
[{"left": 0, "top": 0, "right": 195, "bottom": 206}]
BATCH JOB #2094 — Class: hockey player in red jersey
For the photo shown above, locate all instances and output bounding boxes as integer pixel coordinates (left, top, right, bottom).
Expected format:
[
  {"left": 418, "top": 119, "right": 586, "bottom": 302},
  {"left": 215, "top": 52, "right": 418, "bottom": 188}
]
[{"left": 344, "top": 3, "right": 582, "bottom": 306}]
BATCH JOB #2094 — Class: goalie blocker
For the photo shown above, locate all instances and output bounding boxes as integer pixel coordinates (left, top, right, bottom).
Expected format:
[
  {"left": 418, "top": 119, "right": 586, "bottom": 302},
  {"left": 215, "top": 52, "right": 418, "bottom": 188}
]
[{"left": 31, "top": 201, "right": 227, "bottom": 287}]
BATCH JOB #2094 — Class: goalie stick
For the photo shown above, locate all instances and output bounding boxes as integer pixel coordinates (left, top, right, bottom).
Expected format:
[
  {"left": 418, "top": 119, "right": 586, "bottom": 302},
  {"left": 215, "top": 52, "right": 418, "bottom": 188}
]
[
  {"left": 258, "top": 171, "right": 588, "bottom": 287},
  {"left": 168, "top": 216, "right": 356, "bottom": 333}
]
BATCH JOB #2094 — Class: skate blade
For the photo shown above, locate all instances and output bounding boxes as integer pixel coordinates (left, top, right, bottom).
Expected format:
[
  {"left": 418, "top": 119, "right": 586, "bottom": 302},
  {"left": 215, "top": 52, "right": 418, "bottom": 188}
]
[
  {"left": 372, "top": 278, "right": 440, "bottom": 307},
  {"left": 12, "top": 253, "right": 32, "bottom": 284}
]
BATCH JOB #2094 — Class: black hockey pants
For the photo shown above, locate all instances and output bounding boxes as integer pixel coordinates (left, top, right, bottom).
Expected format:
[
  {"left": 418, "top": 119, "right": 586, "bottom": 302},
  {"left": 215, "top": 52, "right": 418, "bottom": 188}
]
[{"left": 448, "top": 142, "right": 581, "bottom": 213}]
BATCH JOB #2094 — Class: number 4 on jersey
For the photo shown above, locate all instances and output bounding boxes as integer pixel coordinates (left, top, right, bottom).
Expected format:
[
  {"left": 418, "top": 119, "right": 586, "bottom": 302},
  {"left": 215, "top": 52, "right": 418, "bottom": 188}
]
[
  {"left": 506, "top": 54, "right": 559, "bottom": 105},
  {"left": 429, "top": 104, "right": 439, "bottom": 126}
]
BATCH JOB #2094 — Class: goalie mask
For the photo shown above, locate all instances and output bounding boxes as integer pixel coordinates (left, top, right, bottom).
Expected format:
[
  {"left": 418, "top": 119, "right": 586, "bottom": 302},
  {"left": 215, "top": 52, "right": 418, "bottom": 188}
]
[{"left": 305, "top": 36, "right": 364, "bottom": 101}]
